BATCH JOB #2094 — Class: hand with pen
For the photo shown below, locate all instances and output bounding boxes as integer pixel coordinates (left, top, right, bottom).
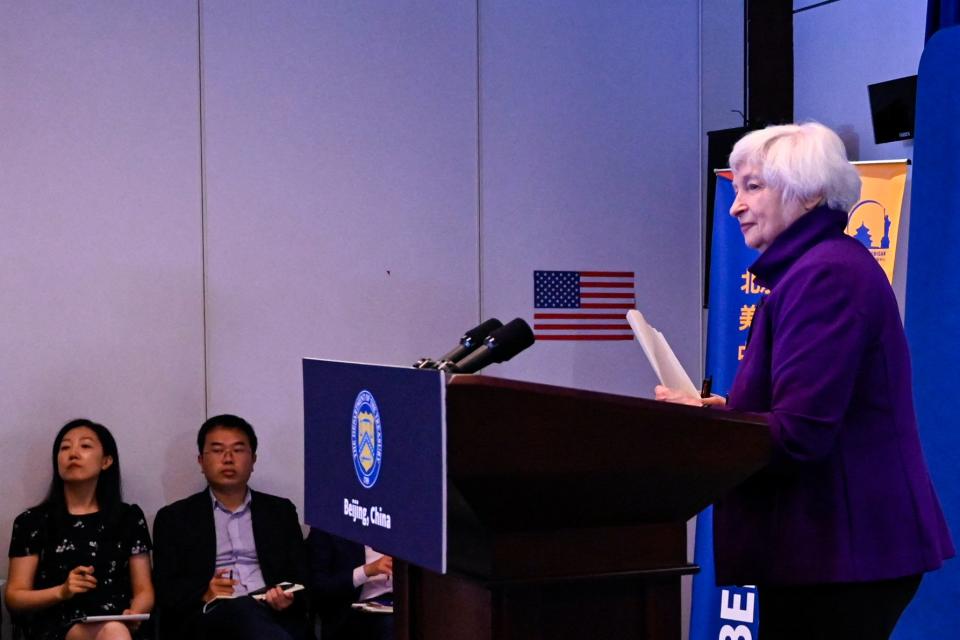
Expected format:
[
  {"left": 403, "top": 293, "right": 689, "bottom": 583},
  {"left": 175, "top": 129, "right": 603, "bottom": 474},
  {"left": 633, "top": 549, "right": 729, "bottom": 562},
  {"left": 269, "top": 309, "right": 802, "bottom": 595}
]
[
  {"left": 654, "top": 385, "right": 726, "bottom": 408},
  {"left": 203, "top": 568, "right": 237, "bottom": 603},
  {"left": 202, "top": 569, "right": 295, "bottom": 612},
  {"left": 59, "top": 565, "right": 97, "bottom": 600}
]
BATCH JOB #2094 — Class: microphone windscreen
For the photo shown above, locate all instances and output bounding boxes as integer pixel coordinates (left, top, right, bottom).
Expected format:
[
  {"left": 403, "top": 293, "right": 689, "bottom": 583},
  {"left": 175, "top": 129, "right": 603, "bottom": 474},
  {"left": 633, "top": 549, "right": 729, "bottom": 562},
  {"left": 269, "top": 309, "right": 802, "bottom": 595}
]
[
  {"left": 439, "top": 317, "right": 503, "bottom": 363},
  {"left": 446, "top": 318, "right": 536, "bottom": 373},
  {"left": 487, "top": 318, "right": 535, "bottom": 364},
  {"left": 463, "top": 318, "right": 503, "bottom": 346}
]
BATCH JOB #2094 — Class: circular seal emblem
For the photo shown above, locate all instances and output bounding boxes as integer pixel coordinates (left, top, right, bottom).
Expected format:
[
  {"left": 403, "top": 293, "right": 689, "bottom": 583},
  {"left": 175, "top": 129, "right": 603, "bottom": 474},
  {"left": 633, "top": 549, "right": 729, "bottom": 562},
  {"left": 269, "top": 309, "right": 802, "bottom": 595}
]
[{"left": 351, "top": 389, "right": 383, "bottom": 488}]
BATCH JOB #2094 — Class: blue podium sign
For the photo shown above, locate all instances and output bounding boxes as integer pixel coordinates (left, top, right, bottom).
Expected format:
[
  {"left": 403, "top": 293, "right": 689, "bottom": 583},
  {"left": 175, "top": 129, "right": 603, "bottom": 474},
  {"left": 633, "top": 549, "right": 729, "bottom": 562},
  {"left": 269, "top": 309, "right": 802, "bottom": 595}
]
[{"left": 303, "top": 358, "right": 447, "bottom": 573}]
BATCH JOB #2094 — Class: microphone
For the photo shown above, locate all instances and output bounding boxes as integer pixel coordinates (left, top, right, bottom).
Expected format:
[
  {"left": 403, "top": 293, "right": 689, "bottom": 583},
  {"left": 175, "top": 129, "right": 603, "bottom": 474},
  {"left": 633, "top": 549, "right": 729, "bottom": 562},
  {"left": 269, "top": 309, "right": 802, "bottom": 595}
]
[
  {"left": 441, "top": 318, "right": 535, "bottom": 374},
  {"left": 412, "top": 318, "right": 503, "bottom": 369}
]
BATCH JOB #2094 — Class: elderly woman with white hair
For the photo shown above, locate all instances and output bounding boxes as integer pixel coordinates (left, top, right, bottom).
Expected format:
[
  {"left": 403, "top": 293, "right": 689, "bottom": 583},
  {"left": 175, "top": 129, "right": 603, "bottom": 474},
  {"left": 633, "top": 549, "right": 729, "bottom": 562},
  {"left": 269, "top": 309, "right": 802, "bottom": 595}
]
[{"left": 657, "top": 122, "right": 954, "bottom": 639}]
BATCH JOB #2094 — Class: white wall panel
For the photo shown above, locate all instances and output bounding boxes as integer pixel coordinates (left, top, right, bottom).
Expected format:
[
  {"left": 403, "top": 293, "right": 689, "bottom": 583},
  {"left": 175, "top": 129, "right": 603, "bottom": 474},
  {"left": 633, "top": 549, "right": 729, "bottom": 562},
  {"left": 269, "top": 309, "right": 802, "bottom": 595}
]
[
  {"left": 0, "top": 0, "right": 204, "bottom": 571},
  {"left": 702, "top": 0, "right": 745, "bottom": 133},
  {"left": 794, "top": 0, "right": 926, "bottom": 306},
  {"left": 201, "top": 1, "right": 479, "bottom": 508},
  {"left": 795, "top": 0, "right": 925, "bottom": 162},
  {"left": 478, "top": 1, "right": 704, "bottom": 397}
]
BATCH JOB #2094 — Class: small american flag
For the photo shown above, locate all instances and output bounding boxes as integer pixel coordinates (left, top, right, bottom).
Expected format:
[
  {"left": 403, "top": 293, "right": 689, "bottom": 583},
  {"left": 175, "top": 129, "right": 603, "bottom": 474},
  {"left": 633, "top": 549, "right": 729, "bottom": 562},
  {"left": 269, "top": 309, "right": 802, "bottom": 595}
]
[{"left": 533, "top": 270, "right": 635, "bottom": 340}]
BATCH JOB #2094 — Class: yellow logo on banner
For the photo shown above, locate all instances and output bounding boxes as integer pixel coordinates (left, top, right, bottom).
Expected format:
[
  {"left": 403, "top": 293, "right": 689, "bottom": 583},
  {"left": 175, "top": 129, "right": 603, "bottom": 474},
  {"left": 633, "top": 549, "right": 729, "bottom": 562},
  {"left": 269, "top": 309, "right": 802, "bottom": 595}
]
[
  {"left": 356, "top": 411, "right": 377, "bottom": 473},
  {"left": 845, "top": 162, "right": 909, "bottom": 284}
]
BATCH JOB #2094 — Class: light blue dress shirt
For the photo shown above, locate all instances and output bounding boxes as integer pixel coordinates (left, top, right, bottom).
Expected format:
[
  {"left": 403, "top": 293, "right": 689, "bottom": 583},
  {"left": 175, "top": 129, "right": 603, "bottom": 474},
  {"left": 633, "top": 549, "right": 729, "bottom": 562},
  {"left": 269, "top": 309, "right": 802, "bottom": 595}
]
[{"left": 210, "top": 488, "right": 267, "bottom": 595}]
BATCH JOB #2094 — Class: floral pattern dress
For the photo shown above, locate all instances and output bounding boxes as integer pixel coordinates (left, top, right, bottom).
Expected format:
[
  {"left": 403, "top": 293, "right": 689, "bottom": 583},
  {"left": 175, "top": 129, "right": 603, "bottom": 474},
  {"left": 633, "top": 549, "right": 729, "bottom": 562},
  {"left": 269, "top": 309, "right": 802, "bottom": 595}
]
[{"left": 8, "top": 502, "right": 152, "bottom": 640}]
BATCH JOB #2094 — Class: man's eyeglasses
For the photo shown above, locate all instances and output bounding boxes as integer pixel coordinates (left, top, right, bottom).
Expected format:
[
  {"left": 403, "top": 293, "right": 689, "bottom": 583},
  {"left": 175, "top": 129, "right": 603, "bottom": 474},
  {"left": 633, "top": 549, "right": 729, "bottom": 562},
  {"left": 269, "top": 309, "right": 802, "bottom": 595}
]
[{"left": 203, "top": 445, "right": 251, "bottom": 458}]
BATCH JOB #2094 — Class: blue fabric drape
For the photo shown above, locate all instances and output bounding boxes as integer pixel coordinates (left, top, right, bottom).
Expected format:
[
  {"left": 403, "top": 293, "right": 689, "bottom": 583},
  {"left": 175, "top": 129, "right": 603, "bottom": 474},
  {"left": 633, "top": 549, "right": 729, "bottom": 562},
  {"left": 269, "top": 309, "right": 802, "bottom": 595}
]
[
  {"left": 926, "top": 0, "right": 960, "bottom": 41},
  {"left": 898, "top": 24, "right": 960, "bottom": 638}
]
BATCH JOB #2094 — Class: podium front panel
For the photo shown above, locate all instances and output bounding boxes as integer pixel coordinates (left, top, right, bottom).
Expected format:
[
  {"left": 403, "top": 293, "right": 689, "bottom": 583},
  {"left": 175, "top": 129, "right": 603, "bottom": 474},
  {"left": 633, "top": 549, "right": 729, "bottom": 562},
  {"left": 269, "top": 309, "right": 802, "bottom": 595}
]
[{"left": 304, "top": 358, "right": 446, "bottom": 573}]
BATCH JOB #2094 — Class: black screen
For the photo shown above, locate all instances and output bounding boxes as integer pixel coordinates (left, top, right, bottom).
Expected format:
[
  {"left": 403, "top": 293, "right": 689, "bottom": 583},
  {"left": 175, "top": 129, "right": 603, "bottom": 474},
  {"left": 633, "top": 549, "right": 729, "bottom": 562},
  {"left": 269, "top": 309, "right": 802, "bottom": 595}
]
[{"left": 868, "top": 75, "right": 918, "bottom": 144}]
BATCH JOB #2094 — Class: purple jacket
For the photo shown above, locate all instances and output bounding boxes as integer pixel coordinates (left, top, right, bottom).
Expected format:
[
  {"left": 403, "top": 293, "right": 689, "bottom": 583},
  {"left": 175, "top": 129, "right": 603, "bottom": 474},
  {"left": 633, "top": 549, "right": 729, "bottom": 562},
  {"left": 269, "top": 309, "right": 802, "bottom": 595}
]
[{"left": 715, "top": 206, "right": 954, "bottom": 586}]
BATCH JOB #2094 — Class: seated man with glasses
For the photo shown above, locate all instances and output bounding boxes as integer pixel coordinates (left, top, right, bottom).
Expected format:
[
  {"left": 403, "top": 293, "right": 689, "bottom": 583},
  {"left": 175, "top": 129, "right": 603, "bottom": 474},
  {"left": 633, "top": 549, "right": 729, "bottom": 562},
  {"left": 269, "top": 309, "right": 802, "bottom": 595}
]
[{"left": 153, "top": 414, "right": 311, "bottom": 640}]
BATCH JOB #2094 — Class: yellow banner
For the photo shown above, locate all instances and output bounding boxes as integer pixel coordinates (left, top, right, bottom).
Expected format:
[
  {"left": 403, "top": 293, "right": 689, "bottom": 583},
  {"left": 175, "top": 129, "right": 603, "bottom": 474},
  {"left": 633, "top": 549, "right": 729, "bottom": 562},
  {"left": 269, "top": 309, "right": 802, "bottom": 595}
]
[{"left": 845, "top": 161, "right": 909, "bottom": 283}]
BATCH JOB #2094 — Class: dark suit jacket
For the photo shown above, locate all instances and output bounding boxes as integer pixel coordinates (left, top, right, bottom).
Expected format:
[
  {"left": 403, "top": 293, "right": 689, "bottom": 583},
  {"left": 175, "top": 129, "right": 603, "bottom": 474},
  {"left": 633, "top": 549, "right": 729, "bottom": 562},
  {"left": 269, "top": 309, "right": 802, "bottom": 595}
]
[
  {"left": 153, "top": 488, "right": 308, "bottom": 640},
  {"left": 305, "top": 528, "right": 365, "bottom": 635}
]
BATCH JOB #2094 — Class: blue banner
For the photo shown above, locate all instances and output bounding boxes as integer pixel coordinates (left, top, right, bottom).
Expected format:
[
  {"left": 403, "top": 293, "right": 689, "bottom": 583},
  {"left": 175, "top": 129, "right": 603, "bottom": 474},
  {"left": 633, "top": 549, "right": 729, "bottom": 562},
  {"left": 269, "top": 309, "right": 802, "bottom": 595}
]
[
  {"left": 691, "top": 174, "right": 762, "bottom": 639},
  {"left": 898, "top": 25, "right": 960, "bottom": 638},
  {"left": 303, "top": 359, "right": 447, "bottom": 573},
  {"left": 926, "top": 0, "right": 960, "bottom": 40}
]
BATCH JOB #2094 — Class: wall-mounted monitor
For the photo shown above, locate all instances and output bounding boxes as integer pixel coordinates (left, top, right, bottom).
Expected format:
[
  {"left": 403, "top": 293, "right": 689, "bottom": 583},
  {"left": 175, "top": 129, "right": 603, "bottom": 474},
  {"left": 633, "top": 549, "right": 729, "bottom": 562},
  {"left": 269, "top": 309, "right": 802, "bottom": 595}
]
[{"left": 868, "top": 75, "right": 917, "bottom": 144}]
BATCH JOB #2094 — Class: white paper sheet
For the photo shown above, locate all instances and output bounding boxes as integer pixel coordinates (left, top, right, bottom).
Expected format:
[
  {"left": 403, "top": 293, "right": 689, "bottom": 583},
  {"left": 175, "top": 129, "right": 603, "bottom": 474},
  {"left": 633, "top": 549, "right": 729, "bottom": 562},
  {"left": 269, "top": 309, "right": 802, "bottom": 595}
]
[{"left": 626, "top": 310, "right": 699, "bottom": 397}]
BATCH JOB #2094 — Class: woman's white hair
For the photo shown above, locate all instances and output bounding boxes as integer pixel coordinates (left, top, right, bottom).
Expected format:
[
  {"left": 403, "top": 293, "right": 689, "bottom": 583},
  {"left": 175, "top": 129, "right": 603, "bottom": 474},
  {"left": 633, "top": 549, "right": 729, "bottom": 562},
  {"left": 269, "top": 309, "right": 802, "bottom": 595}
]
[{"left": 729, "top": 122, "right": 862, "bottom": 213}]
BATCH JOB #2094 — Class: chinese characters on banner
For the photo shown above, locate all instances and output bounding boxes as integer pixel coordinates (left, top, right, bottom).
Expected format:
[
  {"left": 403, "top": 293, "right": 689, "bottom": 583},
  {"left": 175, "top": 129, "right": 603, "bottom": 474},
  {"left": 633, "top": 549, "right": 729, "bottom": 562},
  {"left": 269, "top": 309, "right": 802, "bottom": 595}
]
[{"left": 736, "top": 271, "right": 769, "bottom": 360}]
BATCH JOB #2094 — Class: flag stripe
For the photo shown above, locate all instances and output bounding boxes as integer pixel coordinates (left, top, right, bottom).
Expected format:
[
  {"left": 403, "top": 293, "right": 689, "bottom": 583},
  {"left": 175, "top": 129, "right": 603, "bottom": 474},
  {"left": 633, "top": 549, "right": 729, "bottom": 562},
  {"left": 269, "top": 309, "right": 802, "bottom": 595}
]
[
  {"left": 581, "top": 303, "right": 634, "bottom": 309},
  {"left": 534, "top": 323, "right": 631, "bottom": 330},
  {"left": 580, "top": 292, "right": 635, "bottom": 299},
  {"left": 534, "top": 313, "right": 626, "bottom": 319},
  {"left": 580, "top": 281, "right": 634, "bottom": 288},
  {"left": 579, "top": 271, "right": 634, "bottom": 277}
]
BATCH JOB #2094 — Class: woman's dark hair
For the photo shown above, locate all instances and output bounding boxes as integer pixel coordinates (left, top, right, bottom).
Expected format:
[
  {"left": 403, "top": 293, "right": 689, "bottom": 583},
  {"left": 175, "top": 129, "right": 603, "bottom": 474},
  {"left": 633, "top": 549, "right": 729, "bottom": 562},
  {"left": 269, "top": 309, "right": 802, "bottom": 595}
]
[{"left": 44, "top": 418, "right": 123, "bottom": 520}]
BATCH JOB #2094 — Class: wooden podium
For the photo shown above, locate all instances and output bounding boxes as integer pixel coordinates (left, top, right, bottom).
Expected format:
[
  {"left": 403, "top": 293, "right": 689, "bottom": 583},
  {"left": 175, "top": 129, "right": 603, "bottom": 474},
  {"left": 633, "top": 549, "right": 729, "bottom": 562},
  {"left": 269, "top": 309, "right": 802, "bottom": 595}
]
[{"left": 394, "top": 375, "right": 770, "bottom": 640}]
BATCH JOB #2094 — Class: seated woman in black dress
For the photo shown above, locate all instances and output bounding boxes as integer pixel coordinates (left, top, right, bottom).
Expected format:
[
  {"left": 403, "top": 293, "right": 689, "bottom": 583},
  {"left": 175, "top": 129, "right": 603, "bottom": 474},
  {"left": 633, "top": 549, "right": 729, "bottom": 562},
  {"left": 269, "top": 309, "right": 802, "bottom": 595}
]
[{"left": 6, "top": 419, "right": 154, "bottom": 640}]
